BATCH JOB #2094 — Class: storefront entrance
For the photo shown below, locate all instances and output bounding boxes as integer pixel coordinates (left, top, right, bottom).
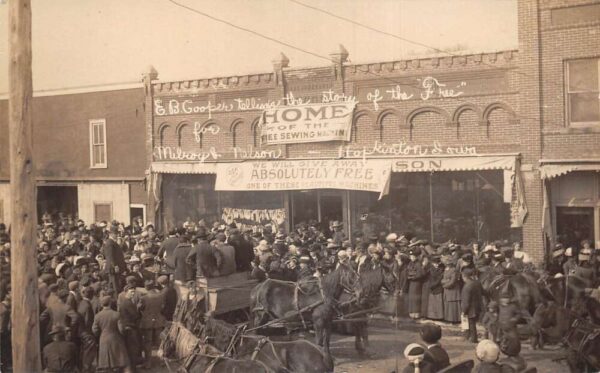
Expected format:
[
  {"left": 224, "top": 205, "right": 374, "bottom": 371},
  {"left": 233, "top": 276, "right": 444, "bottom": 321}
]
[
  {"left": 37, "top": 186, "right": 78, "bottom": 222},
  {"left": 290, "top": 190, "right": 345, "bottom": 230},
  {"left": 550, "top": 171, "right": 599, "bottom": 249},
  {"left": 556, "top": 207, "right": 594, "bottom": 250}
]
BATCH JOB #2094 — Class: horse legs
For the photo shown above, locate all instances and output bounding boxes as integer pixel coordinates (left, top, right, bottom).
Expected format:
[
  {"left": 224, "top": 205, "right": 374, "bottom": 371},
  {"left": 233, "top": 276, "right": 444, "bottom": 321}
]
[
  {"left": 322, "top": 322, "right": 332, "bottom": 357},
  {"left": 354, "top": 323, "right": 365, "bottom": 353}
]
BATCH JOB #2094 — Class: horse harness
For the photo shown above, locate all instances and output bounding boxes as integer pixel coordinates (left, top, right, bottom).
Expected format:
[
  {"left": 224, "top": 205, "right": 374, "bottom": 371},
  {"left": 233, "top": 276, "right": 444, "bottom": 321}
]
[{"left": 250, "top": 336, "right": 286, "bottom": 369}]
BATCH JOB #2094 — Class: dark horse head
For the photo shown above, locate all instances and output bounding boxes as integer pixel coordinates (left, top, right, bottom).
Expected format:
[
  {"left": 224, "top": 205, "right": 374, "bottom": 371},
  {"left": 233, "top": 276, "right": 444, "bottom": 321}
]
[{"left": 320, "top": 263, "right": 361, "bottom": 304}]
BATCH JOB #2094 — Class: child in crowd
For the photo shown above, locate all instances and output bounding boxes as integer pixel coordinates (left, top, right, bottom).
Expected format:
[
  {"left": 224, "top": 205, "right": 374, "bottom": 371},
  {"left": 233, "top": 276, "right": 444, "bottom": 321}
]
[
  {"left": 498, "top": 336, "right": 527, "bottom": 373},
  {"left": 420, "top": 323, "right": 450, "bottom": 372},
  {"left": 401, "top": 343, "right": 435, "bottom": 373},
  {"left": 482, "top": 301, "right": 499, "bottom": 342}
]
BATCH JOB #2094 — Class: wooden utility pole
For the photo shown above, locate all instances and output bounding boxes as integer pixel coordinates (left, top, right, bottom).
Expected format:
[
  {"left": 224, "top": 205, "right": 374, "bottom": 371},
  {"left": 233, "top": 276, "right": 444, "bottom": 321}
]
[{"left": 9, "top": 0, "right": 42, "bottom": 371}]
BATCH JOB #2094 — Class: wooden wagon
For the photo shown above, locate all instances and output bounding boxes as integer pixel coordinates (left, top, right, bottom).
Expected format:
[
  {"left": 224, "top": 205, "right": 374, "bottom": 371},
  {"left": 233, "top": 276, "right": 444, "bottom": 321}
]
[{"left": 196, "top": 271, "right": 258, "bottom": 318}]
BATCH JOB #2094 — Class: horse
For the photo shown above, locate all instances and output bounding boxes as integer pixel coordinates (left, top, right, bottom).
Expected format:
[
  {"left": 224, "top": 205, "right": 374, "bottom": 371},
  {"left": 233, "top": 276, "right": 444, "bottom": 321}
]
[
  {"left": 158, "top": 321, "right": 271, "bottom": 373},
  {"left": 250, "top": 263, "right": 361, "bottom": 355},
  {"left": 332, "top": 262, "right": 396, "bottom": 355},
  {"left": 202, "top": 317, "right": 334, "bottom": 373},
  {"left": 479, "top": 269, "right": 544, "bottom": 316}
]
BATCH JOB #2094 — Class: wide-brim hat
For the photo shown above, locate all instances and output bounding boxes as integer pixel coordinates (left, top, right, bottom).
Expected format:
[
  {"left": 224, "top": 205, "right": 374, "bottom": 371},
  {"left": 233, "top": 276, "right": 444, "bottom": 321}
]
[
  {"left": 299, "top": 256, "right": 311, "bottom": 264},
  {"left": 331, "top": 221, "right": 343, "bottom": 228},
  {"left": 326, "top": 242, "right": 340, "bottom": 250}
]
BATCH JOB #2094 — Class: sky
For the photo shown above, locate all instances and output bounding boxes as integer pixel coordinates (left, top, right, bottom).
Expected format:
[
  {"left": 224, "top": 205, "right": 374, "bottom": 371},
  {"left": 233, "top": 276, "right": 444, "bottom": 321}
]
[{"left": 0, "top": 0, "right": 518, "bottom": 93}]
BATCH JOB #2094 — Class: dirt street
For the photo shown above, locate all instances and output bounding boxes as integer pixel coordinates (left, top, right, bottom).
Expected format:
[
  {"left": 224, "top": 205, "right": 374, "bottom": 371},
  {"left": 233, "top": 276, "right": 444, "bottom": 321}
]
[{"left": 330, "top": 319, "right": 568, "bottom": 373}]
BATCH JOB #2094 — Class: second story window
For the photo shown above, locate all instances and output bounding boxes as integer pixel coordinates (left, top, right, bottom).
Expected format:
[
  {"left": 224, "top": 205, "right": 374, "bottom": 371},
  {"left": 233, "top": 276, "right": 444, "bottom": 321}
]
[
  {"left": 89, "top": 119, "right": 107, "bottom": 168},
  {"left": 567, "top": 58, "right": 600, "bottom": 127}
]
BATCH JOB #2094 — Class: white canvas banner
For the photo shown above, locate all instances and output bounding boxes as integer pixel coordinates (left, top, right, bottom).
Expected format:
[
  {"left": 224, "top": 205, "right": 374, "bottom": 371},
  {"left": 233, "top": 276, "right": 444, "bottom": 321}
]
[
  {"left": 215, "top": 159, "right": 391, "bottom": 196},
  {"left": 260, "top": 101, "right": 356, "bottom": 145}
]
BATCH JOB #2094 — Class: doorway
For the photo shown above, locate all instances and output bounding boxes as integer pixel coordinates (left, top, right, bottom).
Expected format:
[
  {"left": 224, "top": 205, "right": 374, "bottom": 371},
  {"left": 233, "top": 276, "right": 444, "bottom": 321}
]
[
  {"left": 37, "top": 186, "right": 78, "bottom": 222},
  {"left": 556, "top": 206, "right": 594, "bottom": 249}
]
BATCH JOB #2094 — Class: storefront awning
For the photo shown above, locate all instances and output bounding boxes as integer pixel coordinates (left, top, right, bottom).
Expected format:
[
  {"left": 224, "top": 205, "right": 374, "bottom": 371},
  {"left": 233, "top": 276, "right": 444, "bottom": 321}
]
[
  {"left": 391, "top": 155, "right": 516, "bottom": 173},
  {"left": 150, "top": 162, "right": 217, "bottom": 174},
  {"left": 539, "top": 160, "right": 600, "bottom": 179}
]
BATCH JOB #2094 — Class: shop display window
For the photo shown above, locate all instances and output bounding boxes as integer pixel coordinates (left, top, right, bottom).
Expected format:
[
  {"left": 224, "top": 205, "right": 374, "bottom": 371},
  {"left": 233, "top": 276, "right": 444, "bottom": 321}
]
[{"left": 352, "top": 171, "right": 515, "bottom": 244}]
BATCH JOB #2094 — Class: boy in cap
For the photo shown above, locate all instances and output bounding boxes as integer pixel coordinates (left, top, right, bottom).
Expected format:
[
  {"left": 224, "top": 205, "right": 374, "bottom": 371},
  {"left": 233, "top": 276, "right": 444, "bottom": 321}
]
[
  {"left": 43, "top": 326, "right": 78, "bottom": 373},
  {"left": 498, "top": 336, "right": 527, "bottom": 373}
]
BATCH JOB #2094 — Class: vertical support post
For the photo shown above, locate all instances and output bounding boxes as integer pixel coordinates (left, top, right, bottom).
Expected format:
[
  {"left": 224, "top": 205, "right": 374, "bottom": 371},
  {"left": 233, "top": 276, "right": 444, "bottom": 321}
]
[
  {"left": 429, "top": 173, "right": 434, "bottom": 243},
  {"left": 8, "top": 0, "right": 42, "bottom": 371},
  {"left": 346, "top": 190, "right": 352, "bottom": 243},
  {"left": 476, "top": 182, "right": 480, "bottom": 241}
]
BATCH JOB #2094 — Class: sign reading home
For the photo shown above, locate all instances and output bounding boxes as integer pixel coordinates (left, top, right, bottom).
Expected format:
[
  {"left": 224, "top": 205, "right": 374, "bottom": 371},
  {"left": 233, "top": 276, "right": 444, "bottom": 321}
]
[
  {"left": 215, "top": 159, "right": 390, "bottom": 194},
  {"left": 260, "top": 101, "right": 356, "bottom": 145}
]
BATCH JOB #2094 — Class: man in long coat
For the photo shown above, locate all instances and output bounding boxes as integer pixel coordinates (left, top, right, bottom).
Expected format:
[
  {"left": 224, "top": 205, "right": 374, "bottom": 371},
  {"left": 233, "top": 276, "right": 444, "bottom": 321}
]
[
  {"left": 118, "top": 284, "right": 143, "bottom": 368},
  {"left": 77, "top": 287, "right": 97, "bottom": 373},
  {"left": 93, "top": 296, "right": 130, "bottom": 372},
  {"left": 102, "top": 226, "right": 127, "bottom": 293},
  {"left": 461, "top": 267, "right": 483, "bottom": 343},
  {"left": 139, "top": 280, "right": 166, "bottom": 368}
]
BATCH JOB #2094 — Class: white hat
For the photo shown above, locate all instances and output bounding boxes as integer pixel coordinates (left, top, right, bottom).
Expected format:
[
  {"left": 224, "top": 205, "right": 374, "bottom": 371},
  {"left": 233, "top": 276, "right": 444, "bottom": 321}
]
[
  {"left": 476, "top": 340, "right": 500, "bottom": 363},
  {"left": 55, "top": 262, "right": 67, "bottom": 277},
  {"left": 386, "top": 233, "right": 398, "bottom": 242},
  {"left": 337, "top": 250, "right": 349, "bottom": 260},
  {"left": 403, "top": 343, "right": 425, "bottom": 363}
]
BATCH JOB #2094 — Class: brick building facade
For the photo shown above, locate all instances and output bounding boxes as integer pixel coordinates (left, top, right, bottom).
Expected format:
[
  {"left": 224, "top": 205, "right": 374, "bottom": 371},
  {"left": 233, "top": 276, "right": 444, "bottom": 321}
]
[
  {"left": 145, "top": 47, "right": 527, "bottom": 253},
  {"left": 534, "top": 0, "right": 600, "bottom": 255},
  {"left": 0, "top": 85, "right": 148, "bottom": 226}
]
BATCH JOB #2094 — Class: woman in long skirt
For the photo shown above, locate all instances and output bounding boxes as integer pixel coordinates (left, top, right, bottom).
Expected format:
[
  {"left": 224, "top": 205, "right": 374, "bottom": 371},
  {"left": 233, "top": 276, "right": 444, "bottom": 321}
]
[
  {"left": 441, "top": 258, "right": 461, "bottom": 323},
  {"left": 427, "top": 256, "right": 445, "bottom": 320},
  {"left": 406, "top": 248, "right": 426, "bottom": 319}
]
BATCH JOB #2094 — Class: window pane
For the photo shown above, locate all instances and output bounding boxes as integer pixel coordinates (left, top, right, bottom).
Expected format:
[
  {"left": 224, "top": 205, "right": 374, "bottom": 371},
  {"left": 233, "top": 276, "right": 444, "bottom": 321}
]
[
  {"left": 93, "top": 124, "right": 100, "bottom": 144},
  {"left": 94, "top": 203, "right": 112, "bottom": 222},
  {"left": 570, "top": 92, "right": 600, "bottom": 122},
  {"left": 93, "top": 146, "right": 99, "bottom": 165},
  {"left": 97, "top": 123, "right": 105, "bottom": 144},
  {"left": 569, "top": 59, "right": 599, "bottom": 91}
]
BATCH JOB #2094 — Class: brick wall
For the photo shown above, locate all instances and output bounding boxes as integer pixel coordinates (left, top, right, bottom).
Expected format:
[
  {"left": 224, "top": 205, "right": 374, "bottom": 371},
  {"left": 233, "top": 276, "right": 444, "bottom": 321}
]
[
  {"left": 538, "top": 0, "right": 600, "bottom": 160},
  {"left": 151, "top": 51, "right": 521, "bottom": 161}
]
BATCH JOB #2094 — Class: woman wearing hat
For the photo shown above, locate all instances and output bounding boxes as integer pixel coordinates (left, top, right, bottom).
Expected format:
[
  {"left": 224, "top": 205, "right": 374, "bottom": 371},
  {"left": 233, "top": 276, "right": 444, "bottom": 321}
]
[
  {"left": 562, "top": 247, "right": 577, "bottom": 276},
  {"left": 426, "top": 255, "right": 444, "bottom": 321},
  {"left": 406, "top": 247, "right": 426, "bottom": 319},
  {"left": 441, "top": 256, "right": 461, "bottom": 324},
  {"left": 573, "top": 248, "right": 596, "bottom": 287}
]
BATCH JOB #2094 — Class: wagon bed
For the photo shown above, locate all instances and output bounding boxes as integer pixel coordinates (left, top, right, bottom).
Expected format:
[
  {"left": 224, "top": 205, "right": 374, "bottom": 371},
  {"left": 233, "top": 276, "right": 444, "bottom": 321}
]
[{"left": 196, "top": 271, "right": 258, "bottom": 316}]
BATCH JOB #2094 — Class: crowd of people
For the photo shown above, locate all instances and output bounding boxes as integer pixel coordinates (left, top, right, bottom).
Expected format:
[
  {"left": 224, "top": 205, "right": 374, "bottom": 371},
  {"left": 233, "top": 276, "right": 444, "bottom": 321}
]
[{"left": 0, "top": 212, "right": 599, "bottom": 373}]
